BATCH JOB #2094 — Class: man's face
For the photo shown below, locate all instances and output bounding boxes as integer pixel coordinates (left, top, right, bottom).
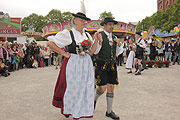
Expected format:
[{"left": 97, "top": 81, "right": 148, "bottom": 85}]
[
  {"left": 135, "top": 34, "right": 140, "bottom": 39},
  {"left": 104, "top": 22, "right": 114, "bottom": 33}
]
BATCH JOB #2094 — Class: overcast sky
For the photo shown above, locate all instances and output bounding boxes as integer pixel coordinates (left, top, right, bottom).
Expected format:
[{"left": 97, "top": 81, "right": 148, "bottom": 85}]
[{"left": 1, "top": 0, "right": 157, "bottom": 23}]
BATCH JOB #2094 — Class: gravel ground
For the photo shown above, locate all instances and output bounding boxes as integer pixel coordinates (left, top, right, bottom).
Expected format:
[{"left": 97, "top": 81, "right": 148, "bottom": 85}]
[{"left": 0, "top": 65, "right": 180, "bottom": 120}]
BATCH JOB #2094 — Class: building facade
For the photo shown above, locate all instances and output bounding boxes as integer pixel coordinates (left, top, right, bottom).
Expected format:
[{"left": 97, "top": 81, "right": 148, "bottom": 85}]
[{"left": 157, "top": 0, "right": 176, "bottom": 10}]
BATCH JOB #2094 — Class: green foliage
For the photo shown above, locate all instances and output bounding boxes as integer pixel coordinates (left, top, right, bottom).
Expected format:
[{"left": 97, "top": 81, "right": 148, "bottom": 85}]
[
  {"left": 136, "top": 0, "right": 180, "bottom": 33},
  {"left": 62, "top": 11, "right": 73, "bottom": 22},
  {"left": 99, "top": 11, "right": 115, "bottom": 20},
  {"left": 44, "top": 9, "right": 62, "bottom": 24},
  {"left": 21, "top": 10, "right": 73, "bottom": 32}
]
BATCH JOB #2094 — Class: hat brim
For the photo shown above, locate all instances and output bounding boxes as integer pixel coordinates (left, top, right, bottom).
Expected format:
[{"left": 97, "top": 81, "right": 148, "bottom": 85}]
[
  {"left": 72, "top": 13, "right": 91, "bottom": 21},
  {"left": 100, "top": 20, "right": 118, "bottom": 26}
]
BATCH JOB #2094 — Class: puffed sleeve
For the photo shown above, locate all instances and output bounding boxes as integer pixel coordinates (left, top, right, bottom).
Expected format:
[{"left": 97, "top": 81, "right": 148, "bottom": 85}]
[
  {"left": 47, "top": 29, "right": 72, "bottom": 48},
  {"left": 116, "top": 43, "right": 123, "bottom": 56}
]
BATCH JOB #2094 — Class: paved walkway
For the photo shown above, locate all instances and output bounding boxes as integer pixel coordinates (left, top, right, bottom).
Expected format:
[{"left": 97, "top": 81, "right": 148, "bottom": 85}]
[{"left": 0, "top": 65, "right": 180, "bottom": 120}]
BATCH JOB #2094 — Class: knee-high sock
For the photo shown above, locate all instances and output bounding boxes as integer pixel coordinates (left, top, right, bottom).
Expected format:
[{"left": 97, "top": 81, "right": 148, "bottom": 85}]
[
  {"left": 138, "top": 64, "right": 142, "bottom": 72},
  {"left": 106, "top": 93, "right": 114, "bottom": 113},
  {"left": 94, "top": 89, "right": 103, "bottom": 102},
  {"left": 135, "top": 64, "right": 139, "bottom": 72}
]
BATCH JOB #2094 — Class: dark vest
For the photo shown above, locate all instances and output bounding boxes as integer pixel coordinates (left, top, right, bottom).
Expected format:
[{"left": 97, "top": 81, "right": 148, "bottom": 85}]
[
  {"left": 66, "top": 30, "right": 77, "bottom": 54},
  {"left": 96, "top": 32, "right": 117, "bottom": 63}
]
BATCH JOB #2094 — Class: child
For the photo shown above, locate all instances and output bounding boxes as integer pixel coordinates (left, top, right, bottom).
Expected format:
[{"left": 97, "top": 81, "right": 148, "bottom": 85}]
[
  {"left": 40, "top": 53, "right": 44, "bottom": 68},
  {"left": 0, "top": 58, "right": 10, "bottom": 77},
  {"left": 32, "top": 56, "right": 38, "bottom": 68}
]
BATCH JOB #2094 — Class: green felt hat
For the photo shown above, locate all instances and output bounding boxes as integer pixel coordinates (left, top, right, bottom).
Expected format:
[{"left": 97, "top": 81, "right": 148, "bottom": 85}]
[{"left": 100, "top": 17, "right": 118, "bottom": 26}]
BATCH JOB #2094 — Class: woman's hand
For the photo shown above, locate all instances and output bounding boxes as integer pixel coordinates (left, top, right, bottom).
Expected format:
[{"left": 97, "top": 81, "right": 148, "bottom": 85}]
[
  {"left": 113, "top": 38, "right": 121, "bottom": 47},
  {"left": 63, "top": 52, "right": 71, "bottom": 58},
  {"left": 94, "top": 32, "right": 102, "bottom": 45}
]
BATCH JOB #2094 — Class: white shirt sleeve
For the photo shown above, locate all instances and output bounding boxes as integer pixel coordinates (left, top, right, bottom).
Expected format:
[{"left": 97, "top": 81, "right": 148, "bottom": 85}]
[
  {"left": 94, "top": 41, "right": 102, "bottom": 54},
  {"left": 47, "top": 29, "right": 72, "bottom": 48},
  {"left": 139, "top": 39, "right": 146, "bottom": 48},
  {"left": 116, "top": 43, "right": 123, "bottom": 56}
]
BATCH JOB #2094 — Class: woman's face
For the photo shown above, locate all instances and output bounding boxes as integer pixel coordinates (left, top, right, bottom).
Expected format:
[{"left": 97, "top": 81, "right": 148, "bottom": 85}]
[
  {"left": 129, "top": 39, "right": 133, "bottom": 44},
  {"left": 74, "top": 18, "right": 87, "bottom": 29}
]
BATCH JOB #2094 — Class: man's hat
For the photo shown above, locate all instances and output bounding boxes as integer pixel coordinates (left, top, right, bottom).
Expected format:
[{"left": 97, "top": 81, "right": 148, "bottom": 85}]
[
  {"left": 72, "top": 12, "right": 91, "bottom": 21},
  {"left": 100, "top": 17, "right": 118, "bottom": 26},
  {"left": 136, "top": 32, "right": 142, "bottom": 36}
]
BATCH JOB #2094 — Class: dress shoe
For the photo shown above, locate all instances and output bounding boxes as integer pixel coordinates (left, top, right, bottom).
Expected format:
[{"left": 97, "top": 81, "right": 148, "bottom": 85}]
[
  {"left": 135, "top": 72, "right": 141, "bottom": 75},
  {"left": 94, "top": 101, "right": 96, "bottom": 110},
  {"left": 140, "top": 68, "right": 144, "bottom": 72},
  {"left": 64, "top": 114, "right": 70, "bottom": 118},
  {"left": 127, "top": 71, "right": 132, "bottom": 74},
  {"left": 144, "top": 67, "right": 148, "bottom": 70},
  {"left": 106, "top": 111, "right": 120, "bottom": 120}
]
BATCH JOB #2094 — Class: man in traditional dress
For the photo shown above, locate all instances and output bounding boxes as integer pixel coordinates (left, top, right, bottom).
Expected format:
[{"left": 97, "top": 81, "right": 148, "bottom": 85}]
[
  {"left": 134, "top": 32, "right": 146, "bottom": 75},
  {"left": 93, "top": 17, "right": 123, "bottom": 120}
]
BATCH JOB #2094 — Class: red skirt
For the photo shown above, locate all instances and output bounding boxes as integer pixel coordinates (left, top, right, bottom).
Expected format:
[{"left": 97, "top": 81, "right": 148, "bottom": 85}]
[{"left": 52, "top": 57, "right": 69, "bottom": 114}]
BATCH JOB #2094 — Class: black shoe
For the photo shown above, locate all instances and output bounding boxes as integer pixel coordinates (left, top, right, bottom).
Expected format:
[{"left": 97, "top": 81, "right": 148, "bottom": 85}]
[
  {"left": 144, "top": 67, "right": 148, "bottom": 70},
  {"left": 64, "top": 114, "right": 70, "bottom": 118},
  {"left": 140, "top": 68, "right": 144, "bottom": 72},
  {"left": 135, "top": 72, "right": 141, "bottom": 75},
  {"left": 94, "top": 101, "right": 96, "bottom": 110},
  {"left": 127, "top": 71, "right": 132, "bottom": 74},
  {"left": 172, "top": 62, "right": 175, "bottom": 65},
  {"left": 106, "top": 111, "right": 120, "bottom": 120}
]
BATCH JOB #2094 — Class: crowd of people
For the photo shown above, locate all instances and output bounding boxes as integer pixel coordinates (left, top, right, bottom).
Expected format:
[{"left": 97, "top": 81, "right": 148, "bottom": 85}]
[
  {"left": 0, "top": 41, "right": 63, "bottom": 77},
  {"left": 118, "top": 34, "right": 180, "bottom": 75}
]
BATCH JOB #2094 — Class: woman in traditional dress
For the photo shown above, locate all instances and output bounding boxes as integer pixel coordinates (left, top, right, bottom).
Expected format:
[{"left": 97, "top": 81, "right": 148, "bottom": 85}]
[
  {"left": 125, "top": 38, "right": 136, "bottom": 73},
  {"left": 47, "top": 12, "right": 98, "bottom": 119}
]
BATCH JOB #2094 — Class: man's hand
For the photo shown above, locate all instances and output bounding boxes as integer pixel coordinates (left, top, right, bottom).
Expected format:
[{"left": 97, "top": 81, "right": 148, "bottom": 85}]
[
  {"left": 94, "top": 32, "right": 102, "bottom": 45},
  {"left": 113, "top": 38, "right": 121, "bottom": 47}
]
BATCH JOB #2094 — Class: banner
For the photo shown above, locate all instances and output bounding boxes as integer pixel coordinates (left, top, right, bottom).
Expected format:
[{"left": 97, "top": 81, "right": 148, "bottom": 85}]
[
  {"left": 126, "top": 24, "right": 136, "bottom": 33},
  {"left": 42, "top": 23, "right": 62, "bottom": 35},
  {"left": 42, "top": 20, "right": 137, "bottom": 36},
  {"left": 86, "top": 20, "right": 103, "bottom": 31},
  {"left": 0, "top": 14, "right": 21, "bottom": 34},
  {"left": 61, "top": 21, "right": 72, "bottom": 30},
  {"left": 114, "top": 22, "right": 127, "bottom": 32}
]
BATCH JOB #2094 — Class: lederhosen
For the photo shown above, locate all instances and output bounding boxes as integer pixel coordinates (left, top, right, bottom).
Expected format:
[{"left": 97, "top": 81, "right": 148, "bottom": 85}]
[
  {"left": 135, "top": 38, "right": 144, "bottom": 59},
  {"left": 95, "top": 32, "right": 119, "bottom": 86}
]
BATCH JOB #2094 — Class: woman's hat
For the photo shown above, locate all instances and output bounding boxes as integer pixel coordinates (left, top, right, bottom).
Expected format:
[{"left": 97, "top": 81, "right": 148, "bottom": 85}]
[
  {"left": 100, "top": 17, "right": 118, "bottom": 26},
  {"left": 72, "top": 12, "right": 91, "bottom": 21}
]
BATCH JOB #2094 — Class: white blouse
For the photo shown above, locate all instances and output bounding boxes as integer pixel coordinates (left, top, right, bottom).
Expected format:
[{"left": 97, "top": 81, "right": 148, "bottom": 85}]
[{"left": 47, "top": 27, "right": 93, "bottom": 48}]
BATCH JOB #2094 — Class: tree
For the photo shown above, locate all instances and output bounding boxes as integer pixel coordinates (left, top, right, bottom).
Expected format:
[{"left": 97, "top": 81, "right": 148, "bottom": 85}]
[
  {"left": 136, "top": 0, "right": 180, "bottom": 33},
  {"left": 45, "top": 9, "right": 63, "bottom": 24},
  {"left": 62, "top": 11, "right": 73, "bottom": 22},
  {"left": 99, "top": 11, "right": 115, "bottom": 20},
  {"left": 21, "top": 13, "right": 45, "bottom": 32}
]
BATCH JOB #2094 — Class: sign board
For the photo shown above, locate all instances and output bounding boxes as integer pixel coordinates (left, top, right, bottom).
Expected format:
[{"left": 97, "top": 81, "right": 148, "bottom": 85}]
[{"left": 0, "top": 13, "right": 21, "bottom": 35}]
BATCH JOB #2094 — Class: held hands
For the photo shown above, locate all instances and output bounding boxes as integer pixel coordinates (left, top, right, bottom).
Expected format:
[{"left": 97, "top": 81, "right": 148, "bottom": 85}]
[
  {"left": 113, "top": 38, "right": 121, "bottom": 47},
  {"left": 63, "top": 52, "right": 71, "bottom": 58},
  {"left": 94, "top": 32, "right": 102, "bottom": 45}
]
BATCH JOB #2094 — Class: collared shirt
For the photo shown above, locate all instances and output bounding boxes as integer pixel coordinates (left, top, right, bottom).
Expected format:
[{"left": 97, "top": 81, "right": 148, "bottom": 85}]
[
  {"left": 136, "top": 37, "right": 146, "bottom": 48},
  {"left": 104, "top": 31, "right": 113, "bottom": 41}
]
